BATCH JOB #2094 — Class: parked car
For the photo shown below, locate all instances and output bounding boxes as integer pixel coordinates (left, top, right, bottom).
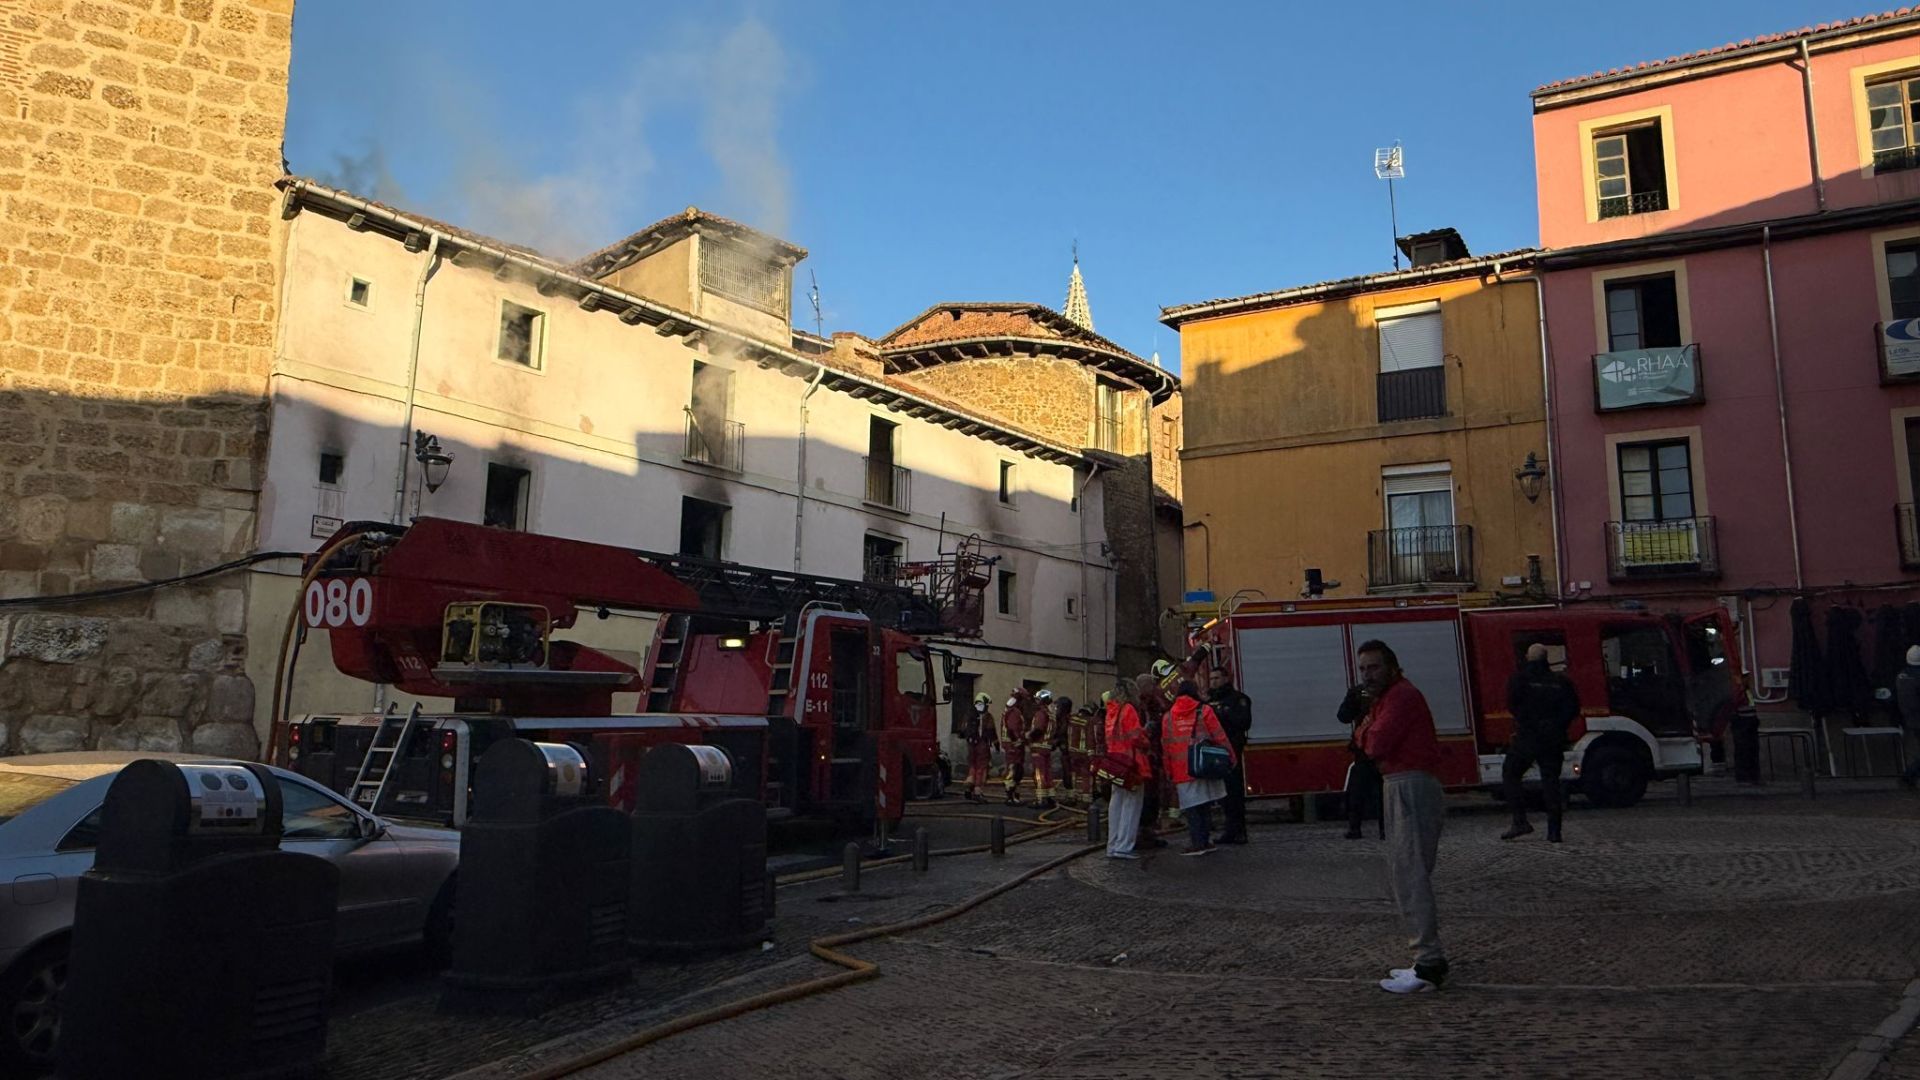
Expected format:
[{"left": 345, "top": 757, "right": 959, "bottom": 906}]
[{"left": 0, "top": 752, "right": 461, "bottom": 1074}]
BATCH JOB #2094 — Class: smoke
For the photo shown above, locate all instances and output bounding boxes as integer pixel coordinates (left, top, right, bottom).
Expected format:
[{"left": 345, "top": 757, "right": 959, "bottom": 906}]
[
  {"left": 317, "top": 142, "right": 408, "bottom": 205},
  {"left": 400, "top": 15, "right": 794, "bottom": 260}
]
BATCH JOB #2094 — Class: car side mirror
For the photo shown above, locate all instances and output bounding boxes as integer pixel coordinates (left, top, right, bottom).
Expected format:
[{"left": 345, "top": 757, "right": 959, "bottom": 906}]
[{"left": 359, "top": 817, "right": 388, "bottom": 841}]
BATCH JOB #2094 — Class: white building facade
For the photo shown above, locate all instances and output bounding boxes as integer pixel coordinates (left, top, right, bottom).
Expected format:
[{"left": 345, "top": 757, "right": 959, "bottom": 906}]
[{"left": 248, "top": 180, "right": 1119, "bottom": 749}]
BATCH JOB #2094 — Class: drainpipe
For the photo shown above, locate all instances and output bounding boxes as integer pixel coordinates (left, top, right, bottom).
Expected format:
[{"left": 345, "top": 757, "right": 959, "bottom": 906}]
[
  {"left": 1075, "top": 460, "right": 1103, "bottom": 698},
  {"left": 1763, "top": 225, "right": 1806, "bottom": 591},
  {"left": 389, "top": 233, "right": 443, "bottom": 524},
  {"left": 792, "top": 361, "right": 827, "bottom": 571},
  {"left": 1799, "top": 40, "right": 1828, "bottom": 213},
  {"left": 1493, "top": 259, "right": 1566, "bottom": 595}
]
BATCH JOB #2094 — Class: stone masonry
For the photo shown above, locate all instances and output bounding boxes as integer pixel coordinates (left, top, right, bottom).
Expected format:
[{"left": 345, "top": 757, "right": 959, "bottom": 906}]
[{"left": 0, "top": 0, "right": 292, "bottom": 757}]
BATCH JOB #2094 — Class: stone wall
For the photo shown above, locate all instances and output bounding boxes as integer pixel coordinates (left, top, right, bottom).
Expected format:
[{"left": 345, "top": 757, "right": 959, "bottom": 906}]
[
  {"left": 0, "top": 0, "right": 292, "bottom": 757},
  {"left": 896, "top": 354, "right": 1095, "bottom": 448}
]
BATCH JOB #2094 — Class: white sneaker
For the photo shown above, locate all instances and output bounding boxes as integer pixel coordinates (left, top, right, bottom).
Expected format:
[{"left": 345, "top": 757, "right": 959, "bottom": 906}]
[
  {"left": 1106, "top": 851, "right": 1140, "bottom": 860},
  {"left": 1389, "top": 967, "right": 1415, "bottom": 980},
  {"left": 1379, "top": 971, "right": 1436, "bottom": 994}
]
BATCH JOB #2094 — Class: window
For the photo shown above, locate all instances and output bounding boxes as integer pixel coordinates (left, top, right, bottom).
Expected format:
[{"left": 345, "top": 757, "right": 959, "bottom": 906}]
[
  {"left": 318, "top": 451, "right": 344, "bottom": 486},
  {"left": 280, "top": 780, "right": 361, "bottom": 840},
  {"left": 997, "top": 569, "right": 1018, "bottom": 616},
  {"left": 347, "top": 277, "right": 372, "bottom": 308},
  {"left": 1889, "top": 240, "right": 1920, "bottom": 320},
  {"left": 998, "top": 461, "right": 1017, "bottom": 505},
  {"left": 497, "top": 300, "right": 545, "bottom": 368},
  {"left": 1064, "top": 594, "right": 1078, "bottom": 620},
  {"left": 1618, "top": 440, "right": 1694, "bottom": 523},
  {"left": 894, "top": 649, "right": 930, "bottom": 701},
  {"left": 1600, "top": 623, "right": 1687, "bottom": 734},
  {"left": 58, "top": 805, "right": 101, "bottom": 851},
  {"left": 865, "top": 417, "right": 906, "bottom": 510},
  {"left": 1094, "top": 381, "right": 1123, "bottom": 452},
  {"left": 679, "top": 496, "right": 728, "bottom": 560},
  {"left": 699, "top": 242, "right": 787, "bottom": 315},
  {"left": 685, "top": 361, "right": 741, "bottom": 470},
  {"left": 1375, "top": 465, "right": 1465, "bottom": 587},
  {"left": 1384, "top": 469, "right": 1454, "bottom": 532},
  {"left": 1593, "top": 121, "right": 1668, "bottom": 218},
  {"left": 863, "top": 533, "right": 903, "bottom": 585},
  {"left": 483, "top": 464, "right": 531, "bottom": 530},
  {"left": 1376, "top": 306, "right": 1445, "bottom": 422},
  {"left": 1868, "top": 72, "right": 1920, "bottom": 173},
  {"left": 1512, "top": 630, "right": 1569, "bottom": 672},
  {"left": 1604, "top": 275, "right": 1683, "bottom": 351}
]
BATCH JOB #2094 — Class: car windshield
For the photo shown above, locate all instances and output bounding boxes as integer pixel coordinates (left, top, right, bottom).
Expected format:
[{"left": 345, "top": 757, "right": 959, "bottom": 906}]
[{"left": 0, "top": 772, "right": 78, "bottom": 824}]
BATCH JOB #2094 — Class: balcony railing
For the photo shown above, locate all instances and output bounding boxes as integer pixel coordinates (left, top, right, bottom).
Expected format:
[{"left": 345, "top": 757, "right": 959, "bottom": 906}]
[
  {"left": 683, "top": 410, "right": 744, "bottom": 472},
  {"left": 1605, "top": 517, "right": 1720, "bottom": 581},
  {"left": 1376, "top": 366, "right": 1447, "bottom": 423},
  {"left": 1899, "top": 505, "right": 1920, "bottom": 570},
  {"left": 1598, "top": 189, "right": 1669, "bottom": 219},
  {"left": 1367, "top": 525, "right": 1475, "bottom": 591},
  {"left": 863, "top": 458, "right": 911, "bottom": 512},
  {"left": 863, "top": 552, "right": 902, "bottom": 586},
  {"left": 1876, "top": 146, "right": 1920, "bottom": 175}
]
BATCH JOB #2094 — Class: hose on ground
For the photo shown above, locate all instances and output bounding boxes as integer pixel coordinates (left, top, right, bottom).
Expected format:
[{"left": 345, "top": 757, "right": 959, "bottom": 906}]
[
  {"left": 774, "top": 804, "right": 1087, "bottom": 887},
  {"left": 515, "top": 840, "right": 1103, "bottom": 1080}
]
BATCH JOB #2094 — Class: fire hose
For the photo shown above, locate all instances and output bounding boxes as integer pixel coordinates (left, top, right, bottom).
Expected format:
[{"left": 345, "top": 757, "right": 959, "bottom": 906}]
[
  {"left": 514, "top": 839, "right": 1102, "bottom": 1080},
  {"left": 774, "top": 805, "right": 1085, "bottom": 888}
]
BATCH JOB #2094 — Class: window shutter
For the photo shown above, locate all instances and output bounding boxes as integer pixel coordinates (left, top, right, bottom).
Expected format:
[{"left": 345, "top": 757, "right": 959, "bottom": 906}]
[
  {"left": 1382, "top": 469, "right": 1452, "bottom": 497},
  {"left": 1378, "top": 312, "right": 1443, "bottom": 373}
]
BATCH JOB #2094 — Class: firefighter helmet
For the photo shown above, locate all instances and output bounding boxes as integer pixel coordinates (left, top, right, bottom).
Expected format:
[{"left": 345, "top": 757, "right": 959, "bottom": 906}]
[
  {"left": 1036, "top": 689, "right": 1054, "bottom": 702},
  {"left": 1150, "top": 659, "right": 1175, "bottom": 679},
  {"left": 974, "top": 692, "right": 992, "bottom": 706}
]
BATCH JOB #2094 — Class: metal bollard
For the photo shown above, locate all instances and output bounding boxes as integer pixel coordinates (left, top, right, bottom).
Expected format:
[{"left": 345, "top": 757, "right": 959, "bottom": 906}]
[
  {"left": 1676, "top": 771, "right": 1693, "bottom": 807},
  {"left": 912, "top": 828, "right": 929, "bottom": 873},
  {"left": 842, "top": 842, "right": 861, "bottom": 892},
  {"left": 1086, "top": 802, "right": 1103, "bottom": 844},
  {"left": 989, "top": 815, "right": 1006, "bottom": 856}
]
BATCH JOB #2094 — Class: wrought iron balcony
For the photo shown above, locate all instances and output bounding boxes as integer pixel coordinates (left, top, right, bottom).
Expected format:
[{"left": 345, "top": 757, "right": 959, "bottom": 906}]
[
  {"left": 1376, "top": 366, "right": 1447, "bottom": 423},
  {"left": 1605, "top": 517, "right": 1720, "bottom": 581},
  {"left": 1899, "top": 504, "right": 1920, "bottom": 570},
  {"left": 863, "top": 458, "right": 911, "bottom": 512},
  {"left": 1876, "top": 146, "right": 1920, "bottom": 175},
  {"left": 683, "top": 410, "right": 744, "bottom": 472},
  {"left": 1597, "top": 189, "right": 1669, "bottom": 219},
  {"left": 863, "top": 552, "right": 902, "bottom": 586},
  {"left": 1367, "top": 525, "right": 1475, "bottom": 590}
]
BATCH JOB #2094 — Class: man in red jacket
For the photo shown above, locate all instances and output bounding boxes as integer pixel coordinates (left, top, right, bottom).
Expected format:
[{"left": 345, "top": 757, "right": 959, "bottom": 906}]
[{"left": 1353, "top": 639, "right": 1448, "bottom": 994}]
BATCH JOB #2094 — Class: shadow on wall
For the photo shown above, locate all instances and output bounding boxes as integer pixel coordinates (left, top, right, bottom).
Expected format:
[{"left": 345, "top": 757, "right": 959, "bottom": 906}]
[
  {"left": 0, "top": 385, "right": 269, "bottom": 758},
  {"left": 0, "top": 380, "right": 1109, "bottom": 756}
]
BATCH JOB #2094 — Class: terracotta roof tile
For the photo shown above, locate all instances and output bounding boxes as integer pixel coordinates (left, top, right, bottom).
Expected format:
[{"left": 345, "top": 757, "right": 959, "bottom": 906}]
[
  {"left": 1161, "top": 249, "right": 1540, "bottom": 327},
  {"left": 276, "top": 174, "right": 566, "bottom": 267},
  {"left": 570, "top": 206, "right": 806, "bottom": 280},
  {"left": 1534, "top": 8, "right": 1920, "bottom": 95},
  {"left": 878, "top": 301, "right": 1146, "bottom": 362}
]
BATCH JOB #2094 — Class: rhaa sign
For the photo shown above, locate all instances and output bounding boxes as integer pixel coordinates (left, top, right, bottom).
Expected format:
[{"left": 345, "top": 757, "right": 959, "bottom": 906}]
[
  {"left": 1879, "top": 319, "right": 1920, "bottom": 381},
  {"left": 1593, "top": 345, "right": 1703, "bottom": 411}
]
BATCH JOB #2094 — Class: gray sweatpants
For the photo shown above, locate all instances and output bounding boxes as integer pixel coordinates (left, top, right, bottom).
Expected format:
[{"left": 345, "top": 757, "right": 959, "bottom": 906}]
[{"left": 1382, "top": 771, "right": 1446, "bottom": 966}]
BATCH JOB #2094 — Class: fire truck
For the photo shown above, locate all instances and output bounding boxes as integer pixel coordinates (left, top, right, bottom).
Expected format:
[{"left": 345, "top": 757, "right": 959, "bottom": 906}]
[
  {"left": 279, "top": 517, "right": 993, "bottom": 829},
  {"left": 1189, "top": 595, "right": 1746, "bottom": 808}
]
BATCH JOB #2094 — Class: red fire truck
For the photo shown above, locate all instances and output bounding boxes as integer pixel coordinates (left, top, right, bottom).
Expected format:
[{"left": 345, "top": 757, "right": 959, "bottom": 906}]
[
  {"left": 1191, "top": 595, "right": 1745, "bottom": 808},
  {"left": 279, "top": 517, "right": 993, "bottom": 829}
]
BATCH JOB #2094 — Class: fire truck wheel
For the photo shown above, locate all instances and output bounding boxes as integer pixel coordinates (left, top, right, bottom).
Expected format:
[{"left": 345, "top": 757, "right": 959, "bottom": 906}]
[{"left": 1581, "top": 740, "right": 1651, "bottom": 809}]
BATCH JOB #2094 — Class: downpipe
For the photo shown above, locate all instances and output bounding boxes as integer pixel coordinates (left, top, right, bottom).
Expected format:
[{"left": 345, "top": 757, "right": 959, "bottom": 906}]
[
  {"left": 1076, "top": 461, "right": 1102, "bottom": 698},
  {"left": 389, "top": 233, "right": 443, "bottom": 524},
  {"left": 1763, "top": 225, "right": 1806, "bottom": 591},
  {"left": 792, "top": 362, "right": 827, "bottom": 571}
]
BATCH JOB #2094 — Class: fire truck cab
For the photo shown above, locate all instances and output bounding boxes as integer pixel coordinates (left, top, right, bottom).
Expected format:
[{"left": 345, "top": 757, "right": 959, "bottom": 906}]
[{"left": 1200, "top": 596, "right": 1742, "bottom": 808}]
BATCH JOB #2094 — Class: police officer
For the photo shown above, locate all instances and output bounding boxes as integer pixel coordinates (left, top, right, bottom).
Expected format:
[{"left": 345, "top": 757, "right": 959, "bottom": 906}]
[
  {"left": 1205, "top": 667, "right": 1252, "bottom": 844},
  {"left": 1502, "top": 643, "right": 1580, "bottom": 842}
]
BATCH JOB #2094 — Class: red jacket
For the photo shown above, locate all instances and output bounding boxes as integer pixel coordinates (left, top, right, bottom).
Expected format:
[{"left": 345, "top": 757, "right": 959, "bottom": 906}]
[
  {"left": 1103, "top": 702, "right": 1150, "bottom": 778},
  {"left": 1001, "top": 700, "right": 1030, "bottom": 748},
  {"left": 1161, "top": 695, "right": 1234, "bottom": 786},
  {"left": 1357, "top": 677, "right": 1443, "bottom": 777}
]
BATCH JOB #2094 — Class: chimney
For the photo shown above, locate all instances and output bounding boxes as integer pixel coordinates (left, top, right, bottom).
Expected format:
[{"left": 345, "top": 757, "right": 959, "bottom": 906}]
[
  {"left": 829, "top": 332, "right": 885, "bottom": 378},
  {"left": 1395, "top": 228, "right": 1470, "bottom": 269}
]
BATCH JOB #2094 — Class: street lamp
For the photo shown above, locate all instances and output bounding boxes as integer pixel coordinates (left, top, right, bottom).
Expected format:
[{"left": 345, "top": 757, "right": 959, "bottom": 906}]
[
  {"left": 1514, "top": 452, "right": 1547, "bottom": 504},
  {"left": 413, "top": 431, "right": 453, "bottom": 494}
]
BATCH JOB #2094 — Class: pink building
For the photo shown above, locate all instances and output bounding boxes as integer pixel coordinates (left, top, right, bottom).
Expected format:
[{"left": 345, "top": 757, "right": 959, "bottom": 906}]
[{"left": 1533, "top": 11, "right": 1920, "bottom": 730}]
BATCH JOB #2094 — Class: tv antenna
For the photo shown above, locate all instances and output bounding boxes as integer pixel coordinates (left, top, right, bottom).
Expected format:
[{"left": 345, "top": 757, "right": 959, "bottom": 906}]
[
  {"left": 808, "top": 269, "right": 823, "bottom": 338},
  {"left": 1374, "top": 142, "right": 1405, "bottom": 269}
]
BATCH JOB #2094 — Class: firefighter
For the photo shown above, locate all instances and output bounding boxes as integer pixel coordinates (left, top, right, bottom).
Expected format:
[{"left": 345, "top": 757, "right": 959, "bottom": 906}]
[
  {"left": 1050, "top": 694, "right": 1075, "bottom": 797},
  {"left": 1027, "top": 690, "right": 1058, "bottom": 809},
  {"left": 1502, "top": 643, "right": 1580, "bottom": 842},
  {"left": 1205, "top": 667, "right": 1253, "bottom": 845},
  {"left": 1001, "top": 689, "right": 1032, "bottom": 806},
  {"left": 957, "top": 691, "right": 997, "bottom": 803}
]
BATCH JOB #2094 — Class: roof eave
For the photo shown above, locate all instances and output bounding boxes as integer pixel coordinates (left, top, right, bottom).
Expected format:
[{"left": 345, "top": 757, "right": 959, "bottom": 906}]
[
  {"left": 881, "top": 335, "right": 1180, "bottom": 404},
  {"left": 1160, "top": 251, "right": 1541, "bottom": 329},
  {"left": 282, "top": 179, "right": 1082, "bottom": 466}
]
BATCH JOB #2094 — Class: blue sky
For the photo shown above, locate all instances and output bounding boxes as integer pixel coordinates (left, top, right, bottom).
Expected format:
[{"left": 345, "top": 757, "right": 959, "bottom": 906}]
[{"left": 286, "top": 0, "right": 1857, "bottom": 370}]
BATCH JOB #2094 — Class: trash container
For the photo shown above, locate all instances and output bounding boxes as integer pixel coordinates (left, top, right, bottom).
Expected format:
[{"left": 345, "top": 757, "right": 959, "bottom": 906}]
[
  {"left": 1731, "top": 704, "right": 1761, "bottom": 784},
  {"left": 630, "top": 743, "right": 770, "bottom": 952},
  {"left": 61, "top": 760, "right": 338, "bottom": 1080},
  {"left": 442, "top": 739, "right": 630, "bottom": 1012}
]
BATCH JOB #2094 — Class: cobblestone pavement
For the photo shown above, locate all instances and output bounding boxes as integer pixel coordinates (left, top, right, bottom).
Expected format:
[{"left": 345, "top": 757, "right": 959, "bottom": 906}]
[{"left": 328, "top": 781, "right": 1920, "bottom": 1079}]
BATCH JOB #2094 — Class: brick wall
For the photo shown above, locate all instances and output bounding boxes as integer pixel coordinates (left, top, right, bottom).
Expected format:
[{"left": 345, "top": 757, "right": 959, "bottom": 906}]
[{"left": 0, "top": 0, "right": 291, "bottom": 756}]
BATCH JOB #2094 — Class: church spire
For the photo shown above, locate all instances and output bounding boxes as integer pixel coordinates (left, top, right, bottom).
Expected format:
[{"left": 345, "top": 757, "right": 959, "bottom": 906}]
[{"left": 1063, "top": 242, "right": 1094, "bottom": 331}]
